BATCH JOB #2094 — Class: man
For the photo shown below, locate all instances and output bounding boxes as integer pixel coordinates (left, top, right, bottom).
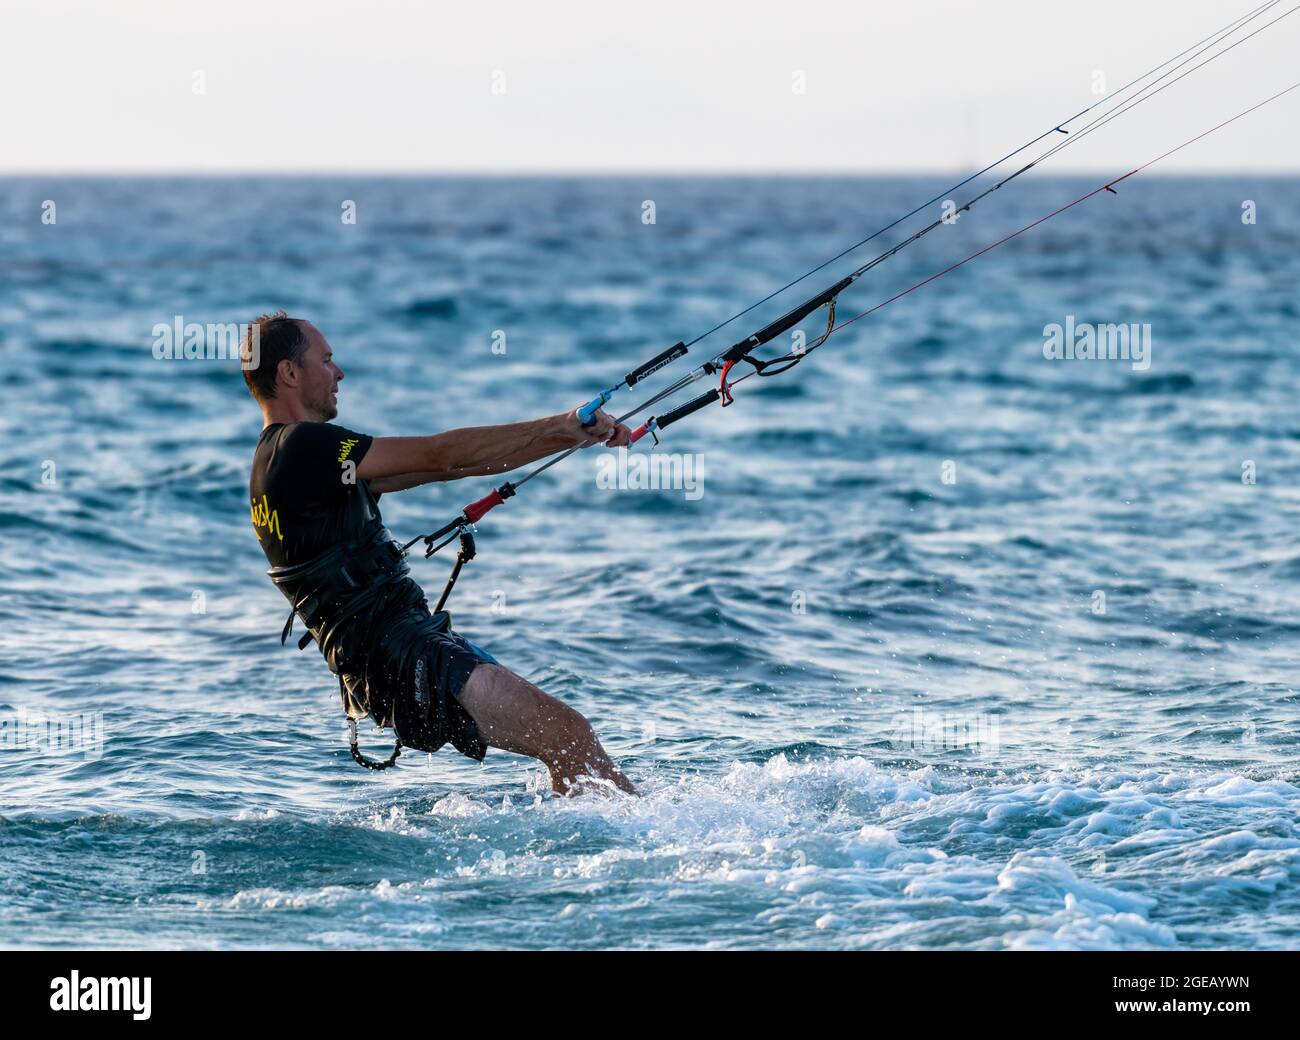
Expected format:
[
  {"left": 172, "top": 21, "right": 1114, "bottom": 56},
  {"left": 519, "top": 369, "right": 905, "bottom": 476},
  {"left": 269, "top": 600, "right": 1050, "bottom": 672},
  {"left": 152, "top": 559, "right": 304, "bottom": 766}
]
[{"left": 245, "top": 312, "right": 636, "bottom": 795}]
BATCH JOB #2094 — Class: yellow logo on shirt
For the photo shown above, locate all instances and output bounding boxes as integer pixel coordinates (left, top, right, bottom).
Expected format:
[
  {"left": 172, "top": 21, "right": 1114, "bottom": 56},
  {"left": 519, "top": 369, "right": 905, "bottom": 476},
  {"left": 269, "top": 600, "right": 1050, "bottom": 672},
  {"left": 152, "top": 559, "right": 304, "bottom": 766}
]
[
  {"left": 337, "top": 438, "right": 360, "bottom": 463},
  {"left": 250, "top": 493, "right": 283, "bottom": 542}
]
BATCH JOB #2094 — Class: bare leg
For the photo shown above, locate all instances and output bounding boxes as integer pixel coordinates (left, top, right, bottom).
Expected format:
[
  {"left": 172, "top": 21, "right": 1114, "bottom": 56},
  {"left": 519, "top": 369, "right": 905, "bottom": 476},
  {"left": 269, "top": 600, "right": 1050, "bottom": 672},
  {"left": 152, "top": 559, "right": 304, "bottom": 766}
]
[{"left": 455, "top": 663, "right": 636, "bottom": 796}]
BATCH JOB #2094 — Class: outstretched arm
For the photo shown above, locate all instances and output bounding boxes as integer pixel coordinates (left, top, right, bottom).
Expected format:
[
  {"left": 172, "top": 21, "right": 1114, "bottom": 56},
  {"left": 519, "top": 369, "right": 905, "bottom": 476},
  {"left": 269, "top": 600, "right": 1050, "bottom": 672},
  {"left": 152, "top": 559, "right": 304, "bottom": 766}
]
[{"left": 359, "top": 409, "right": 630, "bottom": 493}]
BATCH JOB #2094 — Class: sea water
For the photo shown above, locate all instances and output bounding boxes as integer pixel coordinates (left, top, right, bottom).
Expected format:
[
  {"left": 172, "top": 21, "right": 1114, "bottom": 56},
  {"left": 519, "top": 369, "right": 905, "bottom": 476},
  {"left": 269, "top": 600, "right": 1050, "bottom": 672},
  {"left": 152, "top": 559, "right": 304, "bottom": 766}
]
[{"left": 0, "top": 174, "right": 1297, "bottom": 949}]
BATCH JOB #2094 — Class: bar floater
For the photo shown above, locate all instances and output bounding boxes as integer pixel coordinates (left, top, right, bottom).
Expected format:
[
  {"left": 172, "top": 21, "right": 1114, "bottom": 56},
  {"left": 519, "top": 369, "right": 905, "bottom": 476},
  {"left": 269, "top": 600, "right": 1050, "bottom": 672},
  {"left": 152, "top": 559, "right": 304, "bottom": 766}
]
[{"left": 577, "top": 342, "right": 689, "bottom": 425}]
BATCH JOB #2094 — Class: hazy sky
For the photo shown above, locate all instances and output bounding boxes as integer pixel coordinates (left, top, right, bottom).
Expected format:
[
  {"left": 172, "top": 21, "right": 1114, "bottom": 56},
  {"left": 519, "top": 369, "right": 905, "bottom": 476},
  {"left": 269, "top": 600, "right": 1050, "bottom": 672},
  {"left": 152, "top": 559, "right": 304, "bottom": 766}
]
[{"left": 3, "top": 0, "right": 1297, "bottom": 173}]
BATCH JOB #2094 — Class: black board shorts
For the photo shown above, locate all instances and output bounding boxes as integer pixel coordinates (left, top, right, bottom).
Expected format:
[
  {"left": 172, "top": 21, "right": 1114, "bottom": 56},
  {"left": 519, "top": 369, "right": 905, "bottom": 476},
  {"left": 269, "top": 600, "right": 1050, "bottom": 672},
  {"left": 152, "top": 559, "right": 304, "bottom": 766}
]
[{"left": 365, "top": 607, "right": 500, "bottom": 761}]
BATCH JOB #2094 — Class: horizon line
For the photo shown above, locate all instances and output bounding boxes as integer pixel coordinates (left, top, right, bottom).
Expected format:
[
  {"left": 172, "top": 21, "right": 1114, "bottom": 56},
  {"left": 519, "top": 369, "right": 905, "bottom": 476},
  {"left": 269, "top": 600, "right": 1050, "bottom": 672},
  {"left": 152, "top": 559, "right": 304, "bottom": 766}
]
[{"left": 2, "top": 166, "right": 1297, "bottom": 178}]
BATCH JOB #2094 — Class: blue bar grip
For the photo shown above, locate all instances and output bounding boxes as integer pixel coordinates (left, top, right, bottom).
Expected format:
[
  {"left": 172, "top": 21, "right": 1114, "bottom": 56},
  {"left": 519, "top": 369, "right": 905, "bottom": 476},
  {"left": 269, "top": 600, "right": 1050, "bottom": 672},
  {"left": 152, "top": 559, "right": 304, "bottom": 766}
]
[{"left": 577, "top": 387, "right": 615, "bottom": 426}]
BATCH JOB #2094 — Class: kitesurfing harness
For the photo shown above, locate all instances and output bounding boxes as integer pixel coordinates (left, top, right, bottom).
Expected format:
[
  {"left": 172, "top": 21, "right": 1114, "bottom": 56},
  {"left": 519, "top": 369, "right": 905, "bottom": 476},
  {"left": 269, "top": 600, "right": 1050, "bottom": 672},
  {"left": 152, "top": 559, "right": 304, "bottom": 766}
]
[{"left": 269, "top": 523, "right": 417, "bottom": 769}]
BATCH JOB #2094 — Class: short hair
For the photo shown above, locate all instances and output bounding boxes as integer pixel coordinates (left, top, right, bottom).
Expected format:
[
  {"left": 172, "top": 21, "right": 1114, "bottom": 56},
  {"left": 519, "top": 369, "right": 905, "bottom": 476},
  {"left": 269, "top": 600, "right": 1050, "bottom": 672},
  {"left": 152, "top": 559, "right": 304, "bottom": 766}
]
[{"left": 242, "top": 312, "right": 309, "bottom": 402}]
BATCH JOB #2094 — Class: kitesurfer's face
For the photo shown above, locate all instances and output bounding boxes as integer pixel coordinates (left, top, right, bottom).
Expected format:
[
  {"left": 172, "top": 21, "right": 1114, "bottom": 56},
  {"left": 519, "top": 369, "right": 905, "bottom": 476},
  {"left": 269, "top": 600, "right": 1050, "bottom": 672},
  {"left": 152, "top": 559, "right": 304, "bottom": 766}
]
[{"left": 293, "top": 323, "right": 344, "bottom": 421}]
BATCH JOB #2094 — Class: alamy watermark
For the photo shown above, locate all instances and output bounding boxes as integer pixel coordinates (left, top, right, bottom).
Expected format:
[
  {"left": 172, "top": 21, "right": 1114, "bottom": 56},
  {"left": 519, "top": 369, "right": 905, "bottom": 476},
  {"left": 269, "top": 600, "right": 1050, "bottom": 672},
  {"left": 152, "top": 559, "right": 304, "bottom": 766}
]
[
  {"left": 596, "top": 447, "right": 704, "bottom": 501},
  {"left": 1, "top": 709, "right": 104, "bottom": 760},
  {"left": 50, "top": 972, "right": 150, "bottom": 1020},
  {"left": 1043, "top": 314, "right": 1151, "bottom": 371},
  {"left": 151, "top": 316, "right": 259, "bottom": 368},
  {"left": 889, "top": 708, "right": 1000, "bottom": 756}
]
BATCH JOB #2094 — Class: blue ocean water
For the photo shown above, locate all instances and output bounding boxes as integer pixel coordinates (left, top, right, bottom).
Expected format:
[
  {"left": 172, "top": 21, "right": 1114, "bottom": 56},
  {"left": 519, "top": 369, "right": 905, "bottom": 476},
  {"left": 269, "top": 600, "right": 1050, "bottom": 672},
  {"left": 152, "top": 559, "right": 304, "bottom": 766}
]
[{"left": 1, "top": 174, "right": 1298, "bottom": 950}]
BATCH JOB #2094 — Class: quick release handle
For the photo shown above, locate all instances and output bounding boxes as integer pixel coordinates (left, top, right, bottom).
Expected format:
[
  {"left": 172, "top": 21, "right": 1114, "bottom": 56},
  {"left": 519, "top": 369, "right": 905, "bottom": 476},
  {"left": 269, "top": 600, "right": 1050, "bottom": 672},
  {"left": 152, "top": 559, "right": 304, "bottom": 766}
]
[
  {"left": 464, "top": 481, "right": 517, "bottom": 523},
  {"left": 628, "top": 418, "right": 658, "bottom": 445}
]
